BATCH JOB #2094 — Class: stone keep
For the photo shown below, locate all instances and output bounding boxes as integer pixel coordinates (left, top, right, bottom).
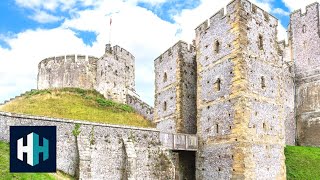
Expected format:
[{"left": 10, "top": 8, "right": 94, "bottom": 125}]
[
  {"left": 37, "top": 44, "right": 135, "bottom": 104},
  {"left": 290, "top": 2, "right": 320, "bottom": 147},
  {"left": 195, "top": 0, "right": 285, "bottom": 179},
  {"left": 154, "top": 41, "right": 197, "bottom": 134}
]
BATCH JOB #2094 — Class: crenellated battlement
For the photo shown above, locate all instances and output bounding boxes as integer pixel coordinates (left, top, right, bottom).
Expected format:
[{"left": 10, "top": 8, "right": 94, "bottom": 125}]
[
  {"left": 290, "top": 2, "right": 320, "bottom": 38},
  {"left": 154, "top": 40, "right": 194, "bottom": 62},
  {"left": 38, "top": 54, "right": 99, "bottom": 67},
  {"left": 105, "top": 44, "right": 135, "bottom": 60},
  {"left": 195, "top": 0, "right": 278, "bottom": 37},
  {"left": 290, "top": 2, "right": 319, "bottom": 20}
]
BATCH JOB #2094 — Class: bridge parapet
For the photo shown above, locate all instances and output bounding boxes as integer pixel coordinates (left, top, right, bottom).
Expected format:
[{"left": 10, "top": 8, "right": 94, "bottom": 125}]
[{"left": 160, "top": 132, "right": 197, "bottom": 151}]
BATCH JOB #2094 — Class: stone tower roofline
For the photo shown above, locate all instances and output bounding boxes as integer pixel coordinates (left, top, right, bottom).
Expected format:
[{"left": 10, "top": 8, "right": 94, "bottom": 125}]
[
  {"left": 290, "top": 2, "right": 320, "bottom": 37},
  {"left": 278, "top": 40, "right": 289, "bottom": 47},
  {"left": 195, "top": 0, "right": 278, "bottom": 36},
  {"left": 38, "top": 54, "right": 99, "bottom": 68},
  {"left": 105, "top": 44, "right": 135, "bottom": 59},
  {"left": 154, "top": 40, "right": 195, "bottom": 62}
]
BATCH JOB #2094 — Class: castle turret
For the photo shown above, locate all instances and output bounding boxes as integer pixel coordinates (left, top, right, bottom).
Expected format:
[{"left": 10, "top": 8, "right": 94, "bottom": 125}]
[
  {"left": 95, "top": 44, "right": 135, "bottom": 103},
  {"left": 195, "top": 0, "right": 286, "bottom": 179},
  {"left": 290, "top": 2, "right": 320, "bottom": 146}
]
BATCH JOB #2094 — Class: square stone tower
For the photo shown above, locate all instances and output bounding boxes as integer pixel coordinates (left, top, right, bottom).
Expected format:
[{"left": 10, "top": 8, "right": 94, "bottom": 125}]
[
  {"left": 154, "top": 41, "right": 197, "bottom": 134},
  {"left": 195, "top": 0, "right": 286, "bottom": 179},
  {"left": 290, "top": 2, "right": 320, "bottom": 146},
  {"left": 95, "top": 44, "right": 135, "bottom": 103}
]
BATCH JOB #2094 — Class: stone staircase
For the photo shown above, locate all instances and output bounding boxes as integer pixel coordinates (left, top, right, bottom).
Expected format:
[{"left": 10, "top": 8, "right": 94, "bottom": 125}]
[{"left": 0, "top": 89, "right": 37, "bottom": 107}]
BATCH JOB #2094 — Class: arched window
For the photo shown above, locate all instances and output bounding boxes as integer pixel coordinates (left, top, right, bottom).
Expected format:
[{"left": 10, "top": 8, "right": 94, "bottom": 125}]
[
  {"left": 258, "top": 35, "right": 263, "bottom": 50},
  {"left": 163, "top": 101, "right": 167, "bottom": 111},
  {"left": 261, "top": 76, "right": 266, "bottom": 89},
  {"left": 214, "top": 40, "right": 220, "bottom": 53},
  {"left": 214, "top": 78, "right": 221, "bottom": 91},
  {"left": 163, "top": 72, "right": 168, "bottom": 82}
]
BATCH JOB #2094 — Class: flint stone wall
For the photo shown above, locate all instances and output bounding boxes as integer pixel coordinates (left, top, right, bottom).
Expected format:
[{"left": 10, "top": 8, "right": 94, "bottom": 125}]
[{"left": 0, "top": 112, "right": 175, "bottom": 179}]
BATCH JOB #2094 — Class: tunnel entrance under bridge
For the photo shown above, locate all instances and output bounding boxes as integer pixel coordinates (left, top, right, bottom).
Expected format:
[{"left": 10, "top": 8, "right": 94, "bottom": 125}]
[
  {"left": 159, "top": 133, "right": 198, "bottom": 180},
  {"left": 172, "top": 151, "right": 196, "bottom": 180}
]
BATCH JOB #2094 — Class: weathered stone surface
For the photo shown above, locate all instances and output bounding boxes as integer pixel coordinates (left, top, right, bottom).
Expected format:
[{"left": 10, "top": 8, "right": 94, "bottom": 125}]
[
  {"left": 154, "top": 41, "right": 197, "bottom": 134},
  {"left": 0, "top": 112, "right": 176, "bottom": 179},
  {"left": 290, "top": 2, "right": 320, "bottom": 146},
  {"left": 37, "top": 55, "right": 98, "bottom": 90},
  {"left": 196, "top": 0, "right": 286, "bottom": 179}
]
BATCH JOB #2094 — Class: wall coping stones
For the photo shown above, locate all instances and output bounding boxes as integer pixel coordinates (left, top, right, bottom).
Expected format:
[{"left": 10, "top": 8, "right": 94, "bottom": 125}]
[{"left": 0, "top": 111, "right": 159, "bottom": 132}]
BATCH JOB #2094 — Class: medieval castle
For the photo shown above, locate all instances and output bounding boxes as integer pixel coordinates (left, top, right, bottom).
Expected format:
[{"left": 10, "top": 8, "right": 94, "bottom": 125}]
[{"left": 2, "top": 0, "right": 318, "bottom": 179}]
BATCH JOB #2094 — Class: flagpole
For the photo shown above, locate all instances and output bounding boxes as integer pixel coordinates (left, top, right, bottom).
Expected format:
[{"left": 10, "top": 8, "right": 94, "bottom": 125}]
[{"left": 109, "top": 16, "right": 112, "bottom": 44}]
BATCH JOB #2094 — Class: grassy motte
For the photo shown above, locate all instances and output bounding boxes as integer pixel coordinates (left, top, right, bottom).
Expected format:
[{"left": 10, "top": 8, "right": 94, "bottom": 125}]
[
  {"left": 285, "top": 146, "right": 320, "bottom": 179},
  {"left": 0, "top": 88, "right": 154, "bottom": 128},
  {"left": 0, "top": 141, "right": 72, "bottom": 179}
]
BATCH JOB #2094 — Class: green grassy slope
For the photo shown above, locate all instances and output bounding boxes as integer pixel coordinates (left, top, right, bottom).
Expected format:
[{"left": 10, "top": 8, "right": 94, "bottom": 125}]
[
  {"left": 285, "top": 146, "right": 320, "bottom": 179},
  {"left": 0, "top": 141, "right": 73, "bottom": 179},
  {"left": 0, "top": 88, "right": 154, "bottom": 128}
]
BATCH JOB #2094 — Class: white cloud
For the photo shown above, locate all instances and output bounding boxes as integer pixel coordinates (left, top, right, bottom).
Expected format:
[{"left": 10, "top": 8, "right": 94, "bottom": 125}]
[
  {"left": 15, "top": 0, "right": 78, "bottom": 11},
  {"left": 0, "top": 28, "right": 92, "bottom": 103},
  {"left": 29, "top": 10, "right": 62, "bottom": 23},
  {"left": 282, "top": 0, "right": 320, "bottom": 11},
  {"left": 272, "top": 8, "right": 289, "bottom": 16},
  {"left": 277, "top": 20, "right": 288, "bottom": 42}
]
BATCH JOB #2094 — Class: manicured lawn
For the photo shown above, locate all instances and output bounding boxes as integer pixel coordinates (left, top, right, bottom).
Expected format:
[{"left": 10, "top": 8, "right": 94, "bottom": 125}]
[{"left": 285, "top": 145, "right": 320, "bottom": 179}]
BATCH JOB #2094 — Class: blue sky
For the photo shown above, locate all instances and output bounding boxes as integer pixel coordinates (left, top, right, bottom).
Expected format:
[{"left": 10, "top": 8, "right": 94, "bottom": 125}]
[{"left": 0, "top": 0, "right": 318, "bottom": 105}]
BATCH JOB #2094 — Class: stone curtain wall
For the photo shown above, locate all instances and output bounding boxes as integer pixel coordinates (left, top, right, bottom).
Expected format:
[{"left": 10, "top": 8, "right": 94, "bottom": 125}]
[
  {"left": 278, "top": 41, "right": 296, "bottom": 145},
  {"left": 37, "top": 55, "right": 98, "bottom": 90},
  {"left": 126, "top": 94, "right": 154, "bottom": 121},
  {"left": 0, "top": 112, "right": 175, "bottom": 179}
]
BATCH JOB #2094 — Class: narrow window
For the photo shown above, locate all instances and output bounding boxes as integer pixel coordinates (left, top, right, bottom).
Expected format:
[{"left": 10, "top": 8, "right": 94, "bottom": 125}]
[
  {"left": 263, "top": 12, "right": 270, "bottom": 22},
  {"left": 216, "top": 124, "right": 219, "bottom": 134},
  {"left": 258, "top": 35, "right": 263, "bottom": 50},
  {"left": 214, "top": 40, "right": 220, "bottom": 53},
  {"left": 163, "top": 101, "right": 167, "bottom": 111},
  {"left": 214, "top": 78, "right": 221, "bottom": 91},
  {"left": 261, "top": 76, "right": 266, "bottom": 89},
  {"left": 163, "top": 72, "right": 168, "bottom": 82},
  {"left": 263, "top": 123, "right": 267, "bottom": 131},
  {"left": 302, "top": 25, "right": 306, "bottom": 33}
]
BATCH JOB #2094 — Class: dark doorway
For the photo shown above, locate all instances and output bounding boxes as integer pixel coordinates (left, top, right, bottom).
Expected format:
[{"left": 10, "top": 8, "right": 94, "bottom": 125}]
[{"left": 172, "top": 151, "right": 196, "bottom": 180}]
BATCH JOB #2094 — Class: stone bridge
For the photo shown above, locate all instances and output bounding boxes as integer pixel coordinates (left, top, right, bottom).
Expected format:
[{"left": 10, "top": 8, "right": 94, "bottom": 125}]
[{"left": 159, "top": 132, "right": 198, "bottom": 151}]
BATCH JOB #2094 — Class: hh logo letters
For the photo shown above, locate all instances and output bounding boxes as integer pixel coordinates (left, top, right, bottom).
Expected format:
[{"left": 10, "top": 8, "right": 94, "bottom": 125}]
[
  {"left": 10, "top": 126, "right": 56, "bottom": 173},
  {"left": 17, "top": 132, "right": 49, "bottom": 166}
]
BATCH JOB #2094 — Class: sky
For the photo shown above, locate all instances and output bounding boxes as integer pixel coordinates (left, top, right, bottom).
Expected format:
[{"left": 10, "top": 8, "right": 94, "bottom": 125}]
[{"left": 0, "top": 0, "right": 319, "bottom": 106}]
